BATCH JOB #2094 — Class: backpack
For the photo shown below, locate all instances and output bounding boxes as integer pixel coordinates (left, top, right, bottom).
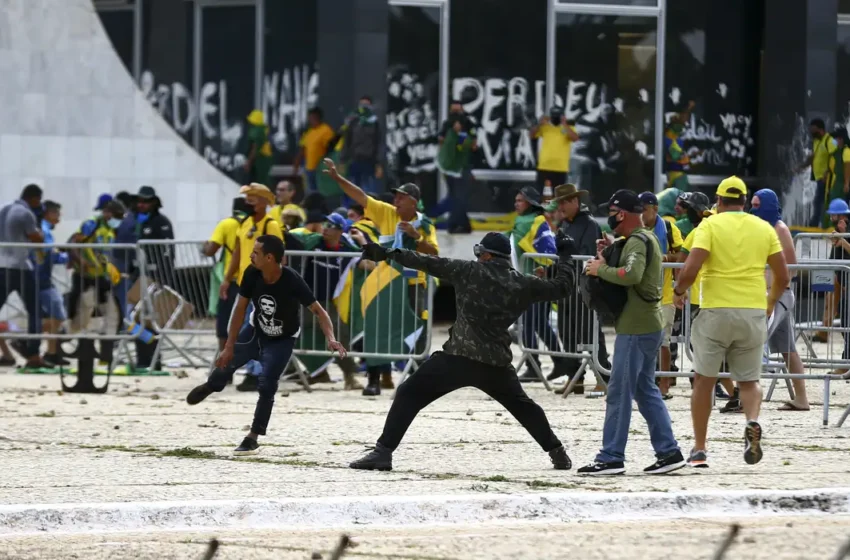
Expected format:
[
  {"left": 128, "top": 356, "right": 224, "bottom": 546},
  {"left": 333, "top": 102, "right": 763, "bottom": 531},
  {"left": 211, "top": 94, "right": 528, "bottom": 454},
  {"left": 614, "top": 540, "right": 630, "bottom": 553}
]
[{"left": 579, "top": 232, "right": 660, "bottom": 322}]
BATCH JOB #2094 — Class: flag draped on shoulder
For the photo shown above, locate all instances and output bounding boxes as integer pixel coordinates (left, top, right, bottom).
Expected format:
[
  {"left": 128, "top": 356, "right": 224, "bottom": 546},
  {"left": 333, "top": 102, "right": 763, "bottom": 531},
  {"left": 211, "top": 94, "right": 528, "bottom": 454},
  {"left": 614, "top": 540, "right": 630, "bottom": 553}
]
[
  {"left": 510, "top": 212, "right": 555, "bottom": 273},
  {"left": 360, "top": 259, "right": 425, "bottom": 367}
]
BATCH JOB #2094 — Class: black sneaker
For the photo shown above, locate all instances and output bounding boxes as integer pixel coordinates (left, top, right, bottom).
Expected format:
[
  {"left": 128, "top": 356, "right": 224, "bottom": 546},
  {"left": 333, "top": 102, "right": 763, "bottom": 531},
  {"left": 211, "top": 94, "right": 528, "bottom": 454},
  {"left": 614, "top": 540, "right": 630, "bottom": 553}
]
[
  {"left": 720, "top": 397, "right": 743, "bottom": 414},
  {"left": 186, "top": 383, "right": 214, "bottom": 405},
  {"left": 350, "top": 443, "right": 393, "bottom": 471},
  {"left": 577, "top": 461, "right": 625, "bottom": 476},
  {"left": 234, "top": 437, "right": 259, "bottom": 456},
  {"left": 687, "top": 449, "right": 709, "bottom": 469},
  {"left": 548, "top": 446, "right": 572, "bottom": 470},
  {"left": 643, "top": 450, "right": 686, "bottom": 475},
  {"left": 744, "top": 421, "right": 763, "bottom": 465},
  {"left": 362, "top": 373, "right": 381, "bottom": 396},
  {"left": 236, "top": 375, "right": 258, "bottom": 392}
]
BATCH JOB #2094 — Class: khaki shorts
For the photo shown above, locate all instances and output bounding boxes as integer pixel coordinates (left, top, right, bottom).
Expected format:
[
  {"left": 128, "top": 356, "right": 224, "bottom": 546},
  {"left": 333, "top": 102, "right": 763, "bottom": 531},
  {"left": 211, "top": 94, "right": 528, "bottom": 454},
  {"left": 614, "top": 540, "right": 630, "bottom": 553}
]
[
  {"left": 691, "top": 308, "right": 767, "bottom": 382},
  {"left": 661, "top": 304, "right": 676, "bottom": 348}
]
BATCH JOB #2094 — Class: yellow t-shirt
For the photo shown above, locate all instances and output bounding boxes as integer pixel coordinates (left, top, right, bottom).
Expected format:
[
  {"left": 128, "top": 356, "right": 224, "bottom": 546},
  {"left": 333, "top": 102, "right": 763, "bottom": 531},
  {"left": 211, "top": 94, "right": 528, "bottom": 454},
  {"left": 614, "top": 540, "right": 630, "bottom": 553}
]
[
  {"left": 299, "top": 123, "right": 336, "bottom": 171},
  {"left": 691, "top": 212, "right": 782, "bottom": 309},
  {"left": 208, "top": 217, "right": 240, "bottom": 274},
  {"left": 813, "top": 133, "right": 837, "bottom": 181},
  {"left": 534, "top": 122, "right": 576, "bottom": 173},
  {"left": 365, "top": 196, "right": 439, "bottom": 285},
  {"left": 235, "top": 214, "right": 283, "bottom": 285},
  {"left": 269, "top": 203, "right": 306, "bottom": 226},
  {"left": 656, "top": 218, "right": 683, "bottom": 305},
  {"left": 681, "top": 228, "right": 702, "bottom": 306}
]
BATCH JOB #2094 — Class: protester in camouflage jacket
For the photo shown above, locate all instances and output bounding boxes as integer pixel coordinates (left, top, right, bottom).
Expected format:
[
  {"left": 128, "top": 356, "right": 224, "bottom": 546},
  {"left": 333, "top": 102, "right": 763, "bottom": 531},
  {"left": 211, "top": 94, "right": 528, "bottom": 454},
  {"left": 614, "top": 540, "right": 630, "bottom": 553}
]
[{"left": 361, "top": 231, "right": 577, "bottom": 368}]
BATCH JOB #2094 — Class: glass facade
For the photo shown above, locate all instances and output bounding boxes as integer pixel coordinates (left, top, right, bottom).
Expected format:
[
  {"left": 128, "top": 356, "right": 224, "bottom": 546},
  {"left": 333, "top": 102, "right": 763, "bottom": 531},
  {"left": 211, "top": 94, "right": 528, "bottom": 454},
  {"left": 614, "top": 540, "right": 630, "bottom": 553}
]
[{"left": 96, "top": 0, "right": 768, "bottom": 215}]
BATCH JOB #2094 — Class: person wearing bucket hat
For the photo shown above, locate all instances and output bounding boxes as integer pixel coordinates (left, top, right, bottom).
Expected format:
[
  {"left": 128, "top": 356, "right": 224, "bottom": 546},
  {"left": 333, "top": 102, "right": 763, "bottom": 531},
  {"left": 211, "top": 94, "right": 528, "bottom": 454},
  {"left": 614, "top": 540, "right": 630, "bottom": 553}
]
[
  {"left": 350, "top": 230, "right": 578, "bottom": 472},
  {"left": 510, "top": 186, "right": 566, "bottom": 382},
  {"left": 548, "top": 183, "right": 611, "bottom": 392}
]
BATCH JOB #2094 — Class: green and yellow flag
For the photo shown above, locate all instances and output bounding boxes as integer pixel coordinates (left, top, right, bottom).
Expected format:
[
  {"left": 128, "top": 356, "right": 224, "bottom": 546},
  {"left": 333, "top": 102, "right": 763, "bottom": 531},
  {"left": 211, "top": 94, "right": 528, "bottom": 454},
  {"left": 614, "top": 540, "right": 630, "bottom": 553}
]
[{"left": 360, "top": 260, "right": 425, "bottom": 367}]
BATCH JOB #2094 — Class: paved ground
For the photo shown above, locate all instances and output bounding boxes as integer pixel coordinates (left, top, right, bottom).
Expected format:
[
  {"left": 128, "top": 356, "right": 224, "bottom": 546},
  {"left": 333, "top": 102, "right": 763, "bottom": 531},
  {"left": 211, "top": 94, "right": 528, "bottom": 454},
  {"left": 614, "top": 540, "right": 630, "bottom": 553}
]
[
  {"left": 1, "top": 325, "right": 849, "bottom": 557},
  {"left": 3, "top": 517, "right": 850, "bottom": 559}
]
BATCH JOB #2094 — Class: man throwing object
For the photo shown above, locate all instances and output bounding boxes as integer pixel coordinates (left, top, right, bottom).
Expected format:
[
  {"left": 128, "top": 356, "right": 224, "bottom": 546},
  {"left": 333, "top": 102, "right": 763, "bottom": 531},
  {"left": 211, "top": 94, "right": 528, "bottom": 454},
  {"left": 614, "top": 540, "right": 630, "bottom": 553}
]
[
  {"left": 186, "top": 235, "right": 346, "bottom": 455},
  {"left": 349, "top": 231, "right": 577, "bottom": 471}
]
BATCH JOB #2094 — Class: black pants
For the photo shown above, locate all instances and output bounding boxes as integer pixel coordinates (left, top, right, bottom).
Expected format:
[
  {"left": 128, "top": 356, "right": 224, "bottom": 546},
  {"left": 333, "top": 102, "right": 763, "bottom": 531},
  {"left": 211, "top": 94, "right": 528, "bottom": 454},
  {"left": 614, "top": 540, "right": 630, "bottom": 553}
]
[
  {"left": 207, "top": 322, "right": 295, "bottom": 435},
  {"left": 377, "top": 352, "right": 562, "bottom": 452}
]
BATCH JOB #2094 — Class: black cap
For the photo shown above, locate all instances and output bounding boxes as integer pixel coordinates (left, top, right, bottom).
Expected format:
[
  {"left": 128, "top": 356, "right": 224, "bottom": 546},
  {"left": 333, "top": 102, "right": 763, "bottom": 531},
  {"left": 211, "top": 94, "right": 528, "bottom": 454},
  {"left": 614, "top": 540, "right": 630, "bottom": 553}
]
[
  {"left": 391, "top": 183, "right": 421, "bottom": 201},
  {"left": 605, "top": 189, "right": 644, "bottom": 213},
  {"left": 519, "top": 186, "right": 543, "bottom": 208},
  {"left": 638, "top": 192, "right": 658, "bottom": 207},
  {"left": 137, "top": 185, "right": 158, "bottom": 200},
  {"left": 479, "top": 232, "right": 511, "bottom": 257}
]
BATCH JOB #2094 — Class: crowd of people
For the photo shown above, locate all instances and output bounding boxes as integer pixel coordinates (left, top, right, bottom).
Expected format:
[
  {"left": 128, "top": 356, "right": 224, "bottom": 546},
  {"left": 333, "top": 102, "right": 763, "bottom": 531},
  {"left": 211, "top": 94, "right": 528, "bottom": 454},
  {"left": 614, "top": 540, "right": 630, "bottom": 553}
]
[{"left": 0, "top": 184, "right": 174, "bottom": 370}]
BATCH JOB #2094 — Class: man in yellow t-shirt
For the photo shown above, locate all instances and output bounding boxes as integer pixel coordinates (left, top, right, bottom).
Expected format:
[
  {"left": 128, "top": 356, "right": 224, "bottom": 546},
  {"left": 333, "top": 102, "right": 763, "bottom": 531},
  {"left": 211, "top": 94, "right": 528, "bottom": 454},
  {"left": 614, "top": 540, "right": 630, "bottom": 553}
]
[
  {"left": 269, "top": 181, "right": 306, "bottom": 230},
  {"left": 219, "top": 183, "right": 284, "bottom": 391},
  {"left": 530, "top": 106, "right": 579, "bottom": 191},
  {"left": 204, "top": 197, "right": 245, "bottom": 350},
  {"left": 294, "top": 108, "right": 336, "bottom": 193},
  {"left": 638, "top": 192, "right": 682, "bottom": 398},
  {"left": 799, "top": 119, "right": 837, "bottom": 227},
  {"left": 674, "top": 176, "right": 789, "bottom": 469}
]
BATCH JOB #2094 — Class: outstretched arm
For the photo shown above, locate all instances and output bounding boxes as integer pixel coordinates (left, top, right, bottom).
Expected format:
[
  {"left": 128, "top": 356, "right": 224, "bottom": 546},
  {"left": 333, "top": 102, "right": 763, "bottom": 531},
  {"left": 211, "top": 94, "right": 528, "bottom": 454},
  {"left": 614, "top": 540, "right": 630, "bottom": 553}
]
[
  {"left": 525, "top": 255, "right": 575, "bottom": 302},
  {"left": 308, "top": 302, "right": 347, "bottom": 357},
  {"left": 322, "top": 158, "right": 368, "bottom": 207},
  {"left": 385, "top": 248, "right": 469, "bottom": 283}
]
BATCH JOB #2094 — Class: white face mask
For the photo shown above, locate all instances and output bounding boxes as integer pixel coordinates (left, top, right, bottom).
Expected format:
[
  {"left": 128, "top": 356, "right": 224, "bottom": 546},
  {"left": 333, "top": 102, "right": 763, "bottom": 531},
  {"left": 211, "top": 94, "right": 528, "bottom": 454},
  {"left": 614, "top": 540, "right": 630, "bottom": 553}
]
[{"left": 107, "top": 217, "right": 122, "bottom": 229}]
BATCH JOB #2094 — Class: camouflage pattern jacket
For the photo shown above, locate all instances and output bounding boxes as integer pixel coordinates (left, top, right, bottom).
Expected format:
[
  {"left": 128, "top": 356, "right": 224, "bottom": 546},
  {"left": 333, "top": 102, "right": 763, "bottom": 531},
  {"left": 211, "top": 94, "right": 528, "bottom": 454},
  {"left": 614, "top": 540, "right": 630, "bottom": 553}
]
[{"left": 385, "top": 249, "right": 575, "bottom": 368}]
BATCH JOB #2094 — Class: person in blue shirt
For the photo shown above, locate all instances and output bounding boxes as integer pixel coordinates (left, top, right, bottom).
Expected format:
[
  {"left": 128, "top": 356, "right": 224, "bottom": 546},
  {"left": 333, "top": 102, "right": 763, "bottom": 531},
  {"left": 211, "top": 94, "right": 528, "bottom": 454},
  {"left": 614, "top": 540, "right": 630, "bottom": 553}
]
[
  {"left": 112, "top": 191, "right": 138, "bottom": 319},
  {"left": 32, "top": 200, "right": 69, "bottom": 365}
]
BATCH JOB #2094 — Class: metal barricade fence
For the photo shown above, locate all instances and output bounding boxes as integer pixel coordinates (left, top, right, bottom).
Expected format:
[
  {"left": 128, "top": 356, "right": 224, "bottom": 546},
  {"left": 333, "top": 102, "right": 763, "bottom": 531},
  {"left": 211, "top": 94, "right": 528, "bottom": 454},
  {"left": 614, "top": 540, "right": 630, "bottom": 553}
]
[
  {"left": 0, "top": 241, "right": 146, "bottom": 369},
  {"left": 517, "top": 253, "right": 605, "bottom": 393},
  {"left": 132, "top": 241, "right": 434, "bottom": 385},
  {"left": 519, "top": 253, "right": 850, "bottom": 425}
]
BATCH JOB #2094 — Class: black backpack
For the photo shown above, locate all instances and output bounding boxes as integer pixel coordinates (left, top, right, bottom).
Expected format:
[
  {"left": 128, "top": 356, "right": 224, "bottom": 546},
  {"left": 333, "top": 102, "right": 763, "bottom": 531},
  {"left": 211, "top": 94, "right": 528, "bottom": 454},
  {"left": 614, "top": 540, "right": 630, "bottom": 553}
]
[{"left": 579, "top": 232, "right": 660, "bottom": 322}]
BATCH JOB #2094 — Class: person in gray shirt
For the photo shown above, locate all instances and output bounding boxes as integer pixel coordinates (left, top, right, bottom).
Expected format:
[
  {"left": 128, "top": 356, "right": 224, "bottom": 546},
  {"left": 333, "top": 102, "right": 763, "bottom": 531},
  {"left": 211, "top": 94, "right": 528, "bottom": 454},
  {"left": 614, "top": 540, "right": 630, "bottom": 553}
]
[{"left": 0, "top": 184, "right": 47, "bottom": 367}]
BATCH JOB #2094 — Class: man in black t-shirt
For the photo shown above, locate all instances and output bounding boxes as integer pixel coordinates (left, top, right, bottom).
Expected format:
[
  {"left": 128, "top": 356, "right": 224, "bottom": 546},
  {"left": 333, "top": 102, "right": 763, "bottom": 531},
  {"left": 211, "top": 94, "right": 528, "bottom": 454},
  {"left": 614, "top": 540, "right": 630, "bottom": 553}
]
[{"left": 186, "top": 235, "right": 346, "bottom": 455}]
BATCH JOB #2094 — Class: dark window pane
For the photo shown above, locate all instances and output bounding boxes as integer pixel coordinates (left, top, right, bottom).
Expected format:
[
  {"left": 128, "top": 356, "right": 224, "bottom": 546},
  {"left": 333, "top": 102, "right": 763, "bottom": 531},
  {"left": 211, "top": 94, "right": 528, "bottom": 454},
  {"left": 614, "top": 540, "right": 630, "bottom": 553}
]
[
  {"left": 450, "top": 0, "right": 547, "bottom": 176},
  {"left": 199, "top": 5, "right": 256, "bottom": 176},
  {"left": 263, "top": 0, "right": 318, "bottom": 166},
  {"left": 555, "top": 13, "right": 657, "bottom": 209},
  {"left": 838, "top": 25, "right": 850, "bottom": 123},
  {"left": 841, "top": 0, "right": 850, "bottom": 15},
  {"left": 139, "top": 0, "right": 194, "bottom": 146},
  {"left": 387, "top": 5, "right": 442, "bottom": 210},
  {"left": 665, "top": 1, "right": 762, "bottom": 181},
  {"left": 557, "top": 0, "right": 657, "bottom": 4},
  {"left": 98, "top": 9, "right": 134, "bottom": 76}
]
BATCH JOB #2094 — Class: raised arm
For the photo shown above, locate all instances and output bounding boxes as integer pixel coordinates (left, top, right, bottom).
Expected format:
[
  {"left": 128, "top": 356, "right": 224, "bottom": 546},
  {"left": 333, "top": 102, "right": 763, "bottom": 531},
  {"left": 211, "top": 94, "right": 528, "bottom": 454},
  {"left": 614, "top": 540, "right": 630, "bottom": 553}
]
[
  {"left": 362, "top": 244, "right": 468, "bottom": 283},
  {"left": 322, "top": 157, "right": 368, "bottom": 207},
  {"left": 525, "top": 253, "right": 575, "bottom": 303}
]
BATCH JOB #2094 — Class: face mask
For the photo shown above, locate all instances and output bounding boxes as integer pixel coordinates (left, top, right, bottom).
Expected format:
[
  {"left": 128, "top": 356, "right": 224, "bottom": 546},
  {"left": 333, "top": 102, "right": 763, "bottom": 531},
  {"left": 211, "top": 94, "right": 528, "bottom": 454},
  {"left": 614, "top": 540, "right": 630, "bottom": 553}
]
[
  {"left": 358, "top": 103, "right": 372, "bottom": 114},
  {"left": 670, "top": 123, "right": 684, "bottom": 135},
  {"left": 607, "top": 214, "right": 621, "bottom": 232},
  {"left": 107, "top": 217, "right": 122, "bottom": 229},
  {"left": 137, "top": 212, "right": 150, "bottom": 224}
]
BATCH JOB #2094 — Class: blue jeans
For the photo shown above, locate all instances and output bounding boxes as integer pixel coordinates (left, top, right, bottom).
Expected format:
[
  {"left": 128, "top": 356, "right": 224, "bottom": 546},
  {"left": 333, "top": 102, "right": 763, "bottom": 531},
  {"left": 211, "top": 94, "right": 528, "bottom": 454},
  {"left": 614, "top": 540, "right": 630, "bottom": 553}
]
[
  {"left": 305, "top": 170, "right": 318, "bottom": 193},
  {"left": 445, "top": 169, "right": 472, "bottom": 231},
  {"left": 596, "top": 331, "right": 679, "bottom": 463},
  {"left": 810, "top": 180, "right": 826, "bottom": 227},
  {"left": 207, "top": 321, "right": 296, "bottom": 435},
  {"left": 347, "top": 160, "right": 376, "bottom": 194},
  {"left": 242, "top": 301, "right": 262, "bottom": 376}
]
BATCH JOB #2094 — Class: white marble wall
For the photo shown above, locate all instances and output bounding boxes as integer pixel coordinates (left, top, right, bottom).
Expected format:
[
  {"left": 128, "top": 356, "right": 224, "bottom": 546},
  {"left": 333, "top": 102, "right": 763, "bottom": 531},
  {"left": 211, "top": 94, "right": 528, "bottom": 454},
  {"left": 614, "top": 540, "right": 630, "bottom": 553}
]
[{"left": 0, "top": 0, "right": 238, "bottom": 243}]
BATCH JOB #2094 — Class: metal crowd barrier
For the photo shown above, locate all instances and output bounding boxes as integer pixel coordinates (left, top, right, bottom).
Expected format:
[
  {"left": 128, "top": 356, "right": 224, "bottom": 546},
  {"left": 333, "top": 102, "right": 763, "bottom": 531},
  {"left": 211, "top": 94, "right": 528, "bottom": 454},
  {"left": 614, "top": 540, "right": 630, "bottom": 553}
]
[
  {"left": 519, "top": 252, "right": 850, "bottom": 426},
  {"left": 132, "top": 241, "right": 434, "bottom": 388}
]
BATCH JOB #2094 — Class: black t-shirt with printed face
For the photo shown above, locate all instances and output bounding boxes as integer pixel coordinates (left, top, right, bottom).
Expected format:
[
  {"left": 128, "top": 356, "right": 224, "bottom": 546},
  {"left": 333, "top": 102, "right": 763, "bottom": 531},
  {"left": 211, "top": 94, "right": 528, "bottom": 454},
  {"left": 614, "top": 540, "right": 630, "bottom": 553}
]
[{"left": 238, "top": 265, "right": 317, "bottom": 338}]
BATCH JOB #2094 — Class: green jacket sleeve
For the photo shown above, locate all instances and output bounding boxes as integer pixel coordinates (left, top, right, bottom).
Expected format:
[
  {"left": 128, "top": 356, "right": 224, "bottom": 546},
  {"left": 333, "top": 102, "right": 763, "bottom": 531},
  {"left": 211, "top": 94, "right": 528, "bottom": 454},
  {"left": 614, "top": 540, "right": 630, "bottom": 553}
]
[{"left": 597, "top": 237, "right": 647, "bottom": 286}]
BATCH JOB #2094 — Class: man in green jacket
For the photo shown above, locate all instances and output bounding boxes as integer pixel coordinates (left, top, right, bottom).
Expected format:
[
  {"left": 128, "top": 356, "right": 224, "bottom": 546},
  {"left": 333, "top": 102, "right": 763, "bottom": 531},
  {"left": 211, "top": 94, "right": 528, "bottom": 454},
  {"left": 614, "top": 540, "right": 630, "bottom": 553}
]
[{"left": 577, "top": 190, "right": 684, "bottom": 476}]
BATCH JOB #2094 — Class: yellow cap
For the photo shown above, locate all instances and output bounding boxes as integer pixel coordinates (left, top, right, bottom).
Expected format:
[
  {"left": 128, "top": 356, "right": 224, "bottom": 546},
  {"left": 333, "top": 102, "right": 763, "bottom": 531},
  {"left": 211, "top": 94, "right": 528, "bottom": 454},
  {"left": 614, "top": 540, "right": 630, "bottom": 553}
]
[
  {"left": 247, "top": 110, "right": 265, "bottom": 126},
  {"left": 716, "top": 176, "right": 747, "bottom": 198}
]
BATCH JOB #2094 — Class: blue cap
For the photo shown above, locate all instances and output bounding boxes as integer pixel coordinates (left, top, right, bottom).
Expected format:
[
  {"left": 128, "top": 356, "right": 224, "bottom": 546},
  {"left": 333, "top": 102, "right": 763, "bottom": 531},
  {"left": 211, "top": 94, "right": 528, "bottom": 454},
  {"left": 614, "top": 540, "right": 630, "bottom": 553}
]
[
  {"left": 828, "top": 198, "right": 850, "bottom": 215},
  {"left": 324, "top": 213, "right": 351, "bottom": 232},
  {"left": 638, "top": 191, "right": 659, "bottom": 207},
  {"left": 94, "top": 193, "right": 113, "bottom": 210}
]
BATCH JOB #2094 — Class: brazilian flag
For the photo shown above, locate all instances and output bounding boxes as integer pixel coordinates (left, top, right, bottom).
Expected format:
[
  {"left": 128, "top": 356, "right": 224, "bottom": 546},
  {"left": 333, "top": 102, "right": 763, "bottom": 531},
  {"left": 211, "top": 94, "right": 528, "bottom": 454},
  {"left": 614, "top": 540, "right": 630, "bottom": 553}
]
[{"left": 360, "top": 260, "right": 425, "bottom": 367}]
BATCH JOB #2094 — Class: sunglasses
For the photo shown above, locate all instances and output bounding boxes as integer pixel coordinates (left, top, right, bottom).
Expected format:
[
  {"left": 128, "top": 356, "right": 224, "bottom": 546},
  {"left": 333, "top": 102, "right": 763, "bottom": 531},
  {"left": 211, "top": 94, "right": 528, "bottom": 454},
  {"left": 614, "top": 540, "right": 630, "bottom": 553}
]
[{"left": 324, "top": 222, "right": 343, "bottom": 230}]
